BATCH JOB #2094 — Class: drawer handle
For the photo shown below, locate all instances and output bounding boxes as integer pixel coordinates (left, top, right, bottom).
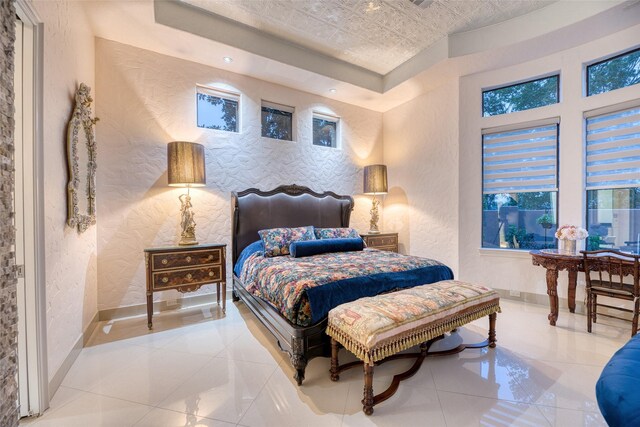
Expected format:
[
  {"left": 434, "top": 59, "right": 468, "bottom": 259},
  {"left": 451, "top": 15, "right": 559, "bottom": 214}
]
[
  {"left": 186, "top": 256, "right": 192, "bottom": 262},
  {"left": 207, "top": 255, "right": 213, "bottom": 261},
  {"left": 209, "top": 271, "right": 214, "bottom": 277},
  {"left": 161, "top": 259, "right": 168, "bottom": 265},
  {"left": 186, "top": 273, "right": 193, "bottom": 280},
  {"left": 162, "top": 277, "right": 168, "bottom": 283}
]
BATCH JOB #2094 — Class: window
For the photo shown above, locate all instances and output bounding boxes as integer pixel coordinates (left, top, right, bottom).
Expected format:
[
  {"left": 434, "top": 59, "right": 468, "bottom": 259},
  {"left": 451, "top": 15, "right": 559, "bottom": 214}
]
[
  {"left": 587, "top": 47, "right": 640, "bottom": 96},
  {"left": 261, "top": 101, "right": 294, "bottom": 141},
  {"left": 312, "top": 113, "right": 339, "bottom": 148},
  {"left": 585, "top": 104, "right": 640, "bottom": 252},
  {"left": 482, "top": 120, "right": 559, "bottom": 250},
  {"left": 482, "top": 75, "right": 559, "bottom": 117},
  {"left": 196, "top": 85, "right": 239, "bottom": 132}
]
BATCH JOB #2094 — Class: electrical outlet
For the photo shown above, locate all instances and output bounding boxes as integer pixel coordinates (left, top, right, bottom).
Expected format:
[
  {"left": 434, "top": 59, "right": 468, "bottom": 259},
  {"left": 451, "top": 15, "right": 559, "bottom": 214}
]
[{"left": 509, "top": 290, "right": 521, "bottom": 297}]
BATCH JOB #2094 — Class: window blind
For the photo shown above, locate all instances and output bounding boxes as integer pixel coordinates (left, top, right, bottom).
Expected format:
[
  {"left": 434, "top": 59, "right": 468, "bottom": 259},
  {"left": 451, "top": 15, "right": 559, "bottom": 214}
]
[
  {"left": 482, "top": 122, "right": 558, "bottom": 194},
  {"left": 586, "top": 105, "right": 640, "bottom": 190}
]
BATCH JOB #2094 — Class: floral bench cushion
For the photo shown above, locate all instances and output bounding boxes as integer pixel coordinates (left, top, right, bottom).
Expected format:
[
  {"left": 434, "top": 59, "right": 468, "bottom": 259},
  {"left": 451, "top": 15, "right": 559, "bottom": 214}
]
[{"left": 327, "top": 280, "right": 501, "bottom": 364}]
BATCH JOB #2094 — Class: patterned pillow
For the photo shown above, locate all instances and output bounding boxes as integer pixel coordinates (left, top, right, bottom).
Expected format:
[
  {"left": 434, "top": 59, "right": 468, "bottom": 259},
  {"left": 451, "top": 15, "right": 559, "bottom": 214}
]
[
  {"left": 314, "top": 227, "right": 360, "bottom": 240},
  {"left": 258, "top": 226, "right": 316, "bottom": 257}
]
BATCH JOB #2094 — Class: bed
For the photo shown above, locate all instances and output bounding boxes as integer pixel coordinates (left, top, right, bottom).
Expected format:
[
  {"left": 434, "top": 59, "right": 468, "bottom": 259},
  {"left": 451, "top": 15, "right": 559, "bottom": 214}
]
[{"left": 231, "top": 184, "right": 453, "bottom": 385}]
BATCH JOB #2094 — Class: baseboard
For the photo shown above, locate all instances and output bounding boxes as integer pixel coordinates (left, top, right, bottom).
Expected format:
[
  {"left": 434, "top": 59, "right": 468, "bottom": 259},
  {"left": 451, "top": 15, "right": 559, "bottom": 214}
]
[
  {"left": 83, "top": 311, "right": 100, "bottom": 346},
  {"left": 48, "top": 311, "right": 99, "bottom": 400},
  {"left": 494, "top": 288, "right": 587, "bottom": 315},
  {"left": 496, "top": 288, "right": 639, "bottom": 329},
  {"left": 98, "top": 290, "right": 226, "bottom": 321}
]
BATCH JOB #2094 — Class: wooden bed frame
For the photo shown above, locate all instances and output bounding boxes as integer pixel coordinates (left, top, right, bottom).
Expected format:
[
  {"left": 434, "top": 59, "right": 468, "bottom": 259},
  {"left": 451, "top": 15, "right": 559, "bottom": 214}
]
[{"left": 231, "top": 184, "right": 354, "bottom": 385}]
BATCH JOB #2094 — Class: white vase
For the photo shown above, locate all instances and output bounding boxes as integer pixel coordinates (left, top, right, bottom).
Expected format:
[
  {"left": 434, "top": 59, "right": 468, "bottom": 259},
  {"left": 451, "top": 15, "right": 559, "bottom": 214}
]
[{"left": 561, "top": 239, "right": 577, "bottom": 255}]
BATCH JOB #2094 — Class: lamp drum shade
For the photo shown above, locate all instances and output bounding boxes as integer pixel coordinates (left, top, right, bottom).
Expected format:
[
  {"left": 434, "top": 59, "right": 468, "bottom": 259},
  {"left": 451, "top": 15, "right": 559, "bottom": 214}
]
[
  {"left": 167, "top": 141, "right": 206, "bottom": 187},
  {"left": 363, "top": 164, "right": 388, "bottom": 195}
]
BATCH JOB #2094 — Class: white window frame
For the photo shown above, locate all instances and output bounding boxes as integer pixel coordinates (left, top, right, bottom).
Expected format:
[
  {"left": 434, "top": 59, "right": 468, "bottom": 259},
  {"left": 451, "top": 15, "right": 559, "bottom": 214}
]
[
  {"left": 481, "top": 72, "right": 560, "bottom": 117},
  {"left": 585, "top": 45, "right": 640, "bottom": 97},
  {"left": 261, "top": 100, "right": 296, "bottom": 142},
  {"left": 583, "top": 99, "right": 640, "bottom": 251},
  {"left": 196, "top": 84, "right": 241, "bottom": 133},
  {"left": 311, "top": 111, "right": 340, "bottom": 149},
  {"left": 481, "top": 117, "right": 560, "bottom": 250}
]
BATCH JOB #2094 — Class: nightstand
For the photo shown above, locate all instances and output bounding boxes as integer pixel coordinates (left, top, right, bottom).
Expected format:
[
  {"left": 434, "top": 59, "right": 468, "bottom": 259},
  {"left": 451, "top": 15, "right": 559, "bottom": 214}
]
[
  {"left": 360, "top": 232, "right": 399, "bottom": 252},
  {"left": 144, "top": 243, "right": 226, "bottom": 329}
]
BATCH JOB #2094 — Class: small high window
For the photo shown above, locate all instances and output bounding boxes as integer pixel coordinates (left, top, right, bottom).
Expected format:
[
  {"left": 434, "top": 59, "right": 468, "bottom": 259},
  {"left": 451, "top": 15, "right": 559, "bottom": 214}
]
[
  {"left": 312, "top": 113, "right": 339, "bottom": 148},
  {"left": 196, "top": 85, "right": 239, "bottom": 132},
  {"left": 587, "top": 47, "right": 640, "bottom": 96},
  {"left": 261, "top": 101, "right": 294, "bottom": 141},
  {"left": 482, "top": 75, "right": 559, "bottom": 117}
]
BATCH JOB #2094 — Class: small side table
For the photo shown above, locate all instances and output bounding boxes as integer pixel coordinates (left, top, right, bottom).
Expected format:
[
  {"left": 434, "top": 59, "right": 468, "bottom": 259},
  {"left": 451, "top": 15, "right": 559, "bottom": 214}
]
[
  {"left": 360, "top": 232, "right": 399, "bottom": 252},
  {"left": 144, "top": 243, "right": 226, "bottom": 329},
  {"left": 530, "top": 250, "right": 583, "bottom": 326}
]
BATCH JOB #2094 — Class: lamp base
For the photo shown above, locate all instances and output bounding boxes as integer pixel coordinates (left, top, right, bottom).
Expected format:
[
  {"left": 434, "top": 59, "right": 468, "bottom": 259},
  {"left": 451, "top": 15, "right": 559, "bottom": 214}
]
[
  {"left": 178, "top": 192, "right": 198, "bottom": 246},
  {"left": 178, "top": 238, "right": 198, "bottom": 246},
  {"left": 369, "top": 196, "right": 381, "bottom": 235}
]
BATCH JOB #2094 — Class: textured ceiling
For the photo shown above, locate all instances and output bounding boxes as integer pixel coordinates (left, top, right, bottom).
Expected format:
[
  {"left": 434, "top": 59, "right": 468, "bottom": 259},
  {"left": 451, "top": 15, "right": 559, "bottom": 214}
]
[{"left": 183, "top": 0, "right": 555, "bottom": 74}]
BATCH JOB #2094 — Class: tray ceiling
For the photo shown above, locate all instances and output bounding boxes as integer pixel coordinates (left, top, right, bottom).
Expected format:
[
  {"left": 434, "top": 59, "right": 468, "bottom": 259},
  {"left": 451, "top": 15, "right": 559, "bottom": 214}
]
[{"left": 182, "top": 0, "right": 555, "bottom": 74}]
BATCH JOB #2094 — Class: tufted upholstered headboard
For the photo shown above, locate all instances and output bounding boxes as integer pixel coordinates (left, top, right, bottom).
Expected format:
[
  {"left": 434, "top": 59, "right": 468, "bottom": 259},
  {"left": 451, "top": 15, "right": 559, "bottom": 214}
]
[{"left": 231, "top": 184, "right": 354, "bottom": 267}]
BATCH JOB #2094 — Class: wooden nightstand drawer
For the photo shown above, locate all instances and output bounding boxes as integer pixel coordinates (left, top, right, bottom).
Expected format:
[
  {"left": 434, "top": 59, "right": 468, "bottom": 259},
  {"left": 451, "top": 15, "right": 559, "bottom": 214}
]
[
  {"left": 366, "top": 235, "right": 397, "bottom": 247},
  {"left": 360, "top": 232, "right": 399, "bottom": 253},
  {"left": 152, "top": 265, "right": 222, "bottom": 290},
  {"left": 151, "top": 247, "right": 222, "bottom": 271}
]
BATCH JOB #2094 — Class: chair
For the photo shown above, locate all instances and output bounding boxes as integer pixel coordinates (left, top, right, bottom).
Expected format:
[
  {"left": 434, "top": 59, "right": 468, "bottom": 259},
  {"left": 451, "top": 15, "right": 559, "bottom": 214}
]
[{"left": 582, "top": 250, "right": 640, "bottom": 336}]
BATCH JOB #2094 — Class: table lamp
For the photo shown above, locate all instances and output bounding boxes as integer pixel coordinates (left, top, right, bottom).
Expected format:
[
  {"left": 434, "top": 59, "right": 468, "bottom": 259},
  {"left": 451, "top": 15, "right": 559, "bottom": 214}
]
[
  {"left": 363, "top": 164, "right": 388, "bottom": 234},
  {"left": 167, "top": 141, "right": 206, "bottom": 245}
]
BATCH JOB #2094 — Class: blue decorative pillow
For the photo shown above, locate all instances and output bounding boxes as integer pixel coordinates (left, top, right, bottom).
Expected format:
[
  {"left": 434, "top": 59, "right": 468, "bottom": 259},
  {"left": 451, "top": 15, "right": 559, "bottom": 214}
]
[
  {"left": 258, "top": 226, "right": 316, "bottom": 257},
  {"left": 289, "top": 238, "right": 364, "bottom": 258},
  {"left": 233, "top": 240, "right": 264, "bottom": 277},
  {"left": 314, "top": 227, "right": 361, "bottom": 240}
]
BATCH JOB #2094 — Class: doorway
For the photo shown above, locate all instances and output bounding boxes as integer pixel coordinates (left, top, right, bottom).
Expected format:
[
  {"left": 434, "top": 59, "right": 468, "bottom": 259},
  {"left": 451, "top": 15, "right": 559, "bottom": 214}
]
[{"left": 13, "top": 2, "right": 48, "bottom": 417}]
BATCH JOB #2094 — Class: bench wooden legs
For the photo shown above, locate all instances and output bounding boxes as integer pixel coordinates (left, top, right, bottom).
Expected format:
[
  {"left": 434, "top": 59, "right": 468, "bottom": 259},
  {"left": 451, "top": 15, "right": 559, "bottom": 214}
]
[
  {"left": 330, "top": 338, "right": 340, "bottom": 381},
  {"left": 330, "top": 316, "right": 499, "bottom": 415},
  {"left": 489, "top": 312, "right": 497, "bottom": 348},
  {"left": 363, "top": 364, "right": 374, "bottom": 415}
]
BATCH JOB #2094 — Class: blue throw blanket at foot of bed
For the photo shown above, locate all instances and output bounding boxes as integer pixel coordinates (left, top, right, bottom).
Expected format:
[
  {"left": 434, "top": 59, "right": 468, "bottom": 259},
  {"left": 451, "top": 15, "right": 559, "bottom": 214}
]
[
  {"left": 596, "top": 333, "right": 640, "bottom": 427},
  {"left": 306, "top": 265, "right": 454, "bottom": 324}
]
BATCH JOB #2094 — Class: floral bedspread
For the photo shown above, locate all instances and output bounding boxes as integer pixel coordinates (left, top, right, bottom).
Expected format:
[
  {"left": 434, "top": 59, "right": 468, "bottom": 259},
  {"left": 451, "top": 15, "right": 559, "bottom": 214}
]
[{"left": 239, "top": 248, "right": 451, "bottom": 326}]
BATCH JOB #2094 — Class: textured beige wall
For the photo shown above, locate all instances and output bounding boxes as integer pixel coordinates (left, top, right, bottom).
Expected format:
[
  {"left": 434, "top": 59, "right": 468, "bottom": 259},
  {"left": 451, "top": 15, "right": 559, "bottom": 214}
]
[
  {"left": 382, "top": 80, "right": 459, "bottom": 275},
  {"left": 95, "top": 39, "right": 383, "bottom": 311},
  {"left": 30, "top": 0, "right": 98, "bottom": 382},
  {"left": 458, "top": 24, "right": 640, "bottom": 298},
  {"left": 383, "top": 22, "right": 640, "bottom": 302},
  {"left": 384, "top": 24, "right": 640, "bottom": 297}
]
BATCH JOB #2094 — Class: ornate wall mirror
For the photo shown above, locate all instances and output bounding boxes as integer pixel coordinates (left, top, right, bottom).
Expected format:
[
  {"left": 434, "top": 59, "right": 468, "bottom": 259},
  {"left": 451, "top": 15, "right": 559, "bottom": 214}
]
[{"left": 66, "top": 83, "right": 98, "bottom": 232}]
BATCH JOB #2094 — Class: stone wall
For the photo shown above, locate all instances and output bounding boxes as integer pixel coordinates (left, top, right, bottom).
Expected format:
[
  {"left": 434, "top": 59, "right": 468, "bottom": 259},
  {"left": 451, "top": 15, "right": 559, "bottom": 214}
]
[{"left": 0, "top": 1, "right": 18, "bottom": 426}]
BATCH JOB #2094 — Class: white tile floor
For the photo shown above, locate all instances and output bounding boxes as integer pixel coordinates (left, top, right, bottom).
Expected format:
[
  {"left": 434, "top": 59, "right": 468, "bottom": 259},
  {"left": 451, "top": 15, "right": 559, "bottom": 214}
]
[{"left": 21, "top": 298, "right": 630, "bottom": 427}]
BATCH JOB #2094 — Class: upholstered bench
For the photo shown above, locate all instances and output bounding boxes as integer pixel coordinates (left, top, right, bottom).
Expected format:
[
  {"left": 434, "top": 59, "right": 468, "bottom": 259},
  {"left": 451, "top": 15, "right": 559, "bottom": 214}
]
[
  {"left": 326, "top": 280, "right": 500, "bottom": 415},
  {"left": 596, "top": 333, "right": 640, "bottom": 427}
]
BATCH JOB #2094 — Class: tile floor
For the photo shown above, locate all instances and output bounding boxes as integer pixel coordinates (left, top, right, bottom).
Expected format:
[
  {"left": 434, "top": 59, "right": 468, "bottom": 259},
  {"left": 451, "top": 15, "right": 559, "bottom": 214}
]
[{"left": 21, "top": 298, "right": 630, "bottom": 426}]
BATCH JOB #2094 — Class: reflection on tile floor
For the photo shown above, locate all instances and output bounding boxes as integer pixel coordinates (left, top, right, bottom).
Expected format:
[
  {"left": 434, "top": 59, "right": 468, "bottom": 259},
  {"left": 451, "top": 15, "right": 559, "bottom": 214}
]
[{"left": 21, "top": 298, "right": 627, "bottom": 426}]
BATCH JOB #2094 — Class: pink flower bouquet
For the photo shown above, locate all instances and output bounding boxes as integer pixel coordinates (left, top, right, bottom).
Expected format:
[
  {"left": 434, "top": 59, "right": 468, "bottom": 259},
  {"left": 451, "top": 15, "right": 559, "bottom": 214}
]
[{"left": 555, "top": 225, "right": 588, "bottom": 241}]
